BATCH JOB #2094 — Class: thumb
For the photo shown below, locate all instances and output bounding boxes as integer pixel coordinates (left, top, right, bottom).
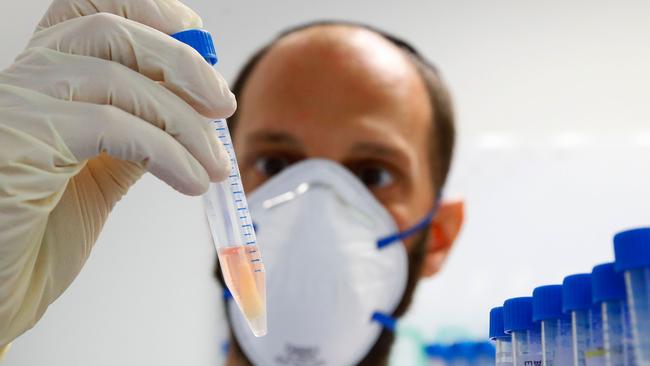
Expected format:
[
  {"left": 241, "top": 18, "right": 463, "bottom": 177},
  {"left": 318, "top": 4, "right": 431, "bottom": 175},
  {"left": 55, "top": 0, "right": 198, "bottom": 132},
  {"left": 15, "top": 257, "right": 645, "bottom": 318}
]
[
  {"left": 64, "top": 103, "right": 213, "bottom": 195},
  {"left": 0, "top": 74, "right": 215, "bottom": 196},
  {"left": 19, "top": 86, "right": 215, "bottom": 195}
]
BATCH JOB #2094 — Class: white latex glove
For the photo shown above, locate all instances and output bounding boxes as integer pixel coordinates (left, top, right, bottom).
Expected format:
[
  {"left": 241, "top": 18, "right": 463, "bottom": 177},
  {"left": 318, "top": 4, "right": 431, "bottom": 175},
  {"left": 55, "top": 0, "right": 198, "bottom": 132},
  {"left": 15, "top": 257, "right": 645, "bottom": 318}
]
[{"left": 0, "top": 0, "right": 236, "bottom": 355}]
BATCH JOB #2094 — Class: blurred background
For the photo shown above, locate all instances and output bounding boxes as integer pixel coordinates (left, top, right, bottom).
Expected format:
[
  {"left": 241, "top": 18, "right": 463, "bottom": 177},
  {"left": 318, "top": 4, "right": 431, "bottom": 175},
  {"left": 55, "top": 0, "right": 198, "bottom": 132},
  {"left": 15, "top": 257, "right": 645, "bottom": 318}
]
[{"left": 2, "top": 0, "right": 650, "bottom": 364}]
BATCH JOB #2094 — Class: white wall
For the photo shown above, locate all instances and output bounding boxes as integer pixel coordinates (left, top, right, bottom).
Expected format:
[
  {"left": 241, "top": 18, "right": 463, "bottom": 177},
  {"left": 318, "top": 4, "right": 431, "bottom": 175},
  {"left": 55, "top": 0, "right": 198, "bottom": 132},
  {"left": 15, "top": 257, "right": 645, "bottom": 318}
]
[{"left": 2, "top": 0, "right": 650, "bottom": 365}]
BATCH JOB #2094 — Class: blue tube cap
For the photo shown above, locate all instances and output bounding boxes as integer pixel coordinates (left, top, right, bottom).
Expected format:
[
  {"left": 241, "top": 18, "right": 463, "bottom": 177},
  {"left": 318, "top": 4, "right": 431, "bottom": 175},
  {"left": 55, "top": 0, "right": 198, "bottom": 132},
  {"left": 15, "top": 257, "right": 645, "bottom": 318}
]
[
  {"left": 503, "top": 297, "right": 537, "bottom": 332},
  {"left": 450, "top": 342, "right": 476, "bottom": 360},
  {"left": 532, "top": 285, "right": 564, "bottom": 321},
  {"left": 614, "top": 228, "right": 650, "bottom": 272},
  {"left": 475, "top": 342, "right": 496, "bottom": 359},
  {"left": 171, "top": 29, "right": 218, "bottom": 65},
  {"left": 592, "top": 262, "right": 626, "bottom": 303},
  {"left": 562, "top": 273, "right": 592, "bottom": 312},
  {"left": 424, "top": 344, "right": 443, "bottom": 359},
  {"left": 489, "top": 306, "right": 508, "bottom": 340}
]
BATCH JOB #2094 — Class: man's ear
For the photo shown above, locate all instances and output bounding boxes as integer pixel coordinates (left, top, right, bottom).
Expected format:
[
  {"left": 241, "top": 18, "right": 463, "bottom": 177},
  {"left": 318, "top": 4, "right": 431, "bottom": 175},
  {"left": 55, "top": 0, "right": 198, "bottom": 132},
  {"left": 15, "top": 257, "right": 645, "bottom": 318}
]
[{"left": 420, "top": 199, "right": 464, "bottom": 278}]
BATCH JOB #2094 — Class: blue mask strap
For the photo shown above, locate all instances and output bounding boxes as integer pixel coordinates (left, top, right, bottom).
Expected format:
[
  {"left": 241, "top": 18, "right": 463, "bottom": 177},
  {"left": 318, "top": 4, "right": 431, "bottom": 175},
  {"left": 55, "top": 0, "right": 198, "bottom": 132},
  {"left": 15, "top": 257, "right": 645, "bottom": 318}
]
[
  {"left": 376, "top": 194, "right": 442, "bottom": 249},
  {"left": 371, "top": 312, "right": 397, "bottom": 332},
  {"left": 223, "top": 288, "right": 233, "bottom": 301}
]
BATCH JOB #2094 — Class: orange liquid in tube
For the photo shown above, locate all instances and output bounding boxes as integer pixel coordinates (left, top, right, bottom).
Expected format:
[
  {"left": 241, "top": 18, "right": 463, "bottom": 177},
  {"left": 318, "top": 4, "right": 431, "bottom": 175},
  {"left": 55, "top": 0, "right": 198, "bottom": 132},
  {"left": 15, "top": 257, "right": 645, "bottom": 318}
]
[{"left": 218, "top": 246, "right": 267, "bottom": 336}]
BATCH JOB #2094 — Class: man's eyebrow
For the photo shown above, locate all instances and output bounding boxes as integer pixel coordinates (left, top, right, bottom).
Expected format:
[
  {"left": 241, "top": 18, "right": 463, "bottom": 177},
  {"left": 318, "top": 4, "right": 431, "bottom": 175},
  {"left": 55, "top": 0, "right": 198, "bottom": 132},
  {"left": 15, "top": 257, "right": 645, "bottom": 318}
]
[
  {"left": 244, "top": 131, "right": 303, "bottom": 148},
  {"left": 350, "top": 141, "right": 406, "bottom": 159}
]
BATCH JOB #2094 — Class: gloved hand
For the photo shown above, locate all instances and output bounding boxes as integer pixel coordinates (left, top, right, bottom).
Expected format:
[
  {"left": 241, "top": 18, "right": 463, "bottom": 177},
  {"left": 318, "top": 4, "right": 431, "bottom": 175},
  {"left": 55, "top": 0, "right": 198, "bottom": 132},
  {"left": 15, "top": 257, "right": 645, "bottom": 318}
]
[{"left": 0, "top": 0, "right": 236, "bottom": 355}]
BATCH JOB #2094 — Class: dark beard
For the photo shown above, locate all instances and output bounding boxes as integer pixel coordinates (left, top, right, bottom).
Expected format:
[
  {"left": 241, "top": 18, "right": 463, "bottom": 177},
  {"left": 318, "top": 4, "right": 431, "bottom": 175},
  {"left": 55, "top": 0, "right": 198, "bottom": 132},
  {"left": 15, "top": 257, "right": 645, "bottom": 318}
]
[{"left": 218, "top": 228, "right": 430, "bottom": 366}]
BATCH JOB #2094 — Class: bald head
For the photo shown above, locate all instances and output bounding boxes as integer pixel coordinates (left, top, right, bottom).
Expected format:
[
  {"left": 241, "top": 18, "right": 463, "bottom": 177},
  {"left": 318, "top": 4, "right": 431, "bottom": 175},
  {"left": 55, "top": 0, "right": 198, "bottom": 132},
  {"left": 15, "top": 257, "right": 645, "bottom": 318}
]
[
  {"left": 268, "top": 25, "right": 422, "bottom": 94},
  {"left": 238, "top": 25, "right": 431, "bottom": 129}
]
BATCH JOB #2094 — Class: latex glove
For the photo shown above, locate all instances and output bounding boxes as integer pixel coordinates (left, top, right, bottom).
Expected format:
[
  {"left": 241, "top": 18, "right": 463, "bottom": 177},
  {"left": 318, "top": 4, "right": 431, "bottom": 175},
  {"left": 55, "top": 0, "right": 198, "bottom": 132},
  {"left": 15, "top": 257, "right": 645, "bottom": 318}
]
[{"left": 0, "top": 0, "right": 236, "bottom": 354}]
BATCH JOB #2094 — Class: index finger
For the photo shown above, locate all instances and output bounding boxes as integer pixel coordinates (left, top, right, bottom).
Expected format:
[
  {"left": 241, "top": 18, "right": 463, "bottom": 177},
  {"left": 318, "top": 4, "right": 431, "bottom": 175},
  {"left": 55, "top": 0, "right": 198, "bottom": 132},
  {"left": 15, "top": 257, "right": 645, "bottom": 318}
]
[{"left": 36, "top": 0, "right": 202, "bottom": 34}]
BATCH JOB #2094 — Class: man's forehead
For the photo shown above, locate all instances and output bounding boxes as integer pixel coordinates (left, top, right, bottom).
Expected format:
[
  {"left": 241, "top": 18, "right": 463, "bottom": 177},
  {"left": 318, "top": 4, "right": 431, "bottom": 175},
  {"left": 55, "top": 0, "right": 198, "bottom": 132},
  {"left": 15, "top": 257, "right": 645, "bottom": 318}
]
[
  {"left": 238, "top": 24, "right": 431, "bottom": 126},
  {"left": 257, "top": 24, "right": 419, "bottom": 92}
]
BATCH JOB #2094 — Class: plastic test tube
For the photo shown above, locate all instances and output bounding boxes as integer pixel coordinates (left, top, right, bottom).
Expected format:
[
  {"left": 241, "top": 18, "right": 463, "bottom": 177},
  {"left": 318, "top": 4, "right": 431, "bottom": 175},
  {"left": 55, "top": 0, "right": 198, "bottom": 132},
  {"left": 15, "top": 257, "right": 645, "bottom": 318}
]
[
  {"left": 490, "top": 306, "right": 514, "bottom": 366},
  {"left": 449, "top": 342, "right": 474, "bottom": 366},
  {"left": 532, "top": 285, "right": 573, "bottom": 366},
  {"left": 614, "top": 228, "right": 650, "bottom": 365},
  {"left": 504, "top": 297, "right": 542, "bottom": 366},
  {"left": 424, "top": 344, "right": 448, "bottom": 366},
  {"left": 563, "top": 274, "right": 605, "bottom": 366},
  {"left": 442, "top": 343, "right": 462, "bottom": 366},
  {"left": 592, "top": 263, "right": 635, "bottom": 366},
  {"left": 474, "top": 341, "right": 497, "bottom": 366},
  {"left": 170, "top": 29, "right": 267, "bottom": 337}
]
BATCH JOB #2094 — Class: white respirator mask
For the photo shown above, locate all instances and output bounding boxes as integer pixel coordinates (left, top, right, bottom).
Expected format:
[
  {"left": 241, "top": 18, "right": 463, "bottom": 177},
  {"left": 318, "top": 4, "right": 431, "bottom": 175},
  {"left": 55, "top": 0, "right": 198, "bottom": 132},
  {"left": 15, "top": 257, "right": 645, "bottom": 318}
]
[{"left": 227, "top": 159, "right": 437, "bottom": 365}]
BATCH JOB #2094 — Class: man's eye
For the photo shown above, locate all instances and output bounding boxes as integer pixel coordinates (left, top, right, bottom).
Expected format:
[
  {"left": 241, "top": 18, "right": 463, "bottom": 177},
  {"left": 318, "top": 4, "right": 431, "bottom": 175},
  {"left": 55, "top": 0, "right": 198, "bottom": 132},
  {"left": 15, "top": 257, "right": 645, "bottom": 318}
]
[
  {"left": 355, "top": 165, "right": 394, "bottom": 189},
  {"left": 254, "top": 156, "right": 291, "bottom": 177}
]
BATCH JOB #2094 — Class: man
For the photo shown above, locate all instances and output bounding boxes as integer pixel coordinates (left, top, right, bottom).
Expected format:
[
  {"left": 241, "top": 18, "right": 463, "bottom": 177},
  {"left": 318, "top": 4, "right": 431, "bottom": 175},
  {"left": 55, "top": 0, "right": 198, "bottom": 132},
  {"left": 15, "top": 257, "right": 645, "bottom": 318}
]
[
  {"left": 0, "top": 0, "right": 463, "bottom": 364},
  {"left": 218, "top": 22, "right": 464, "bottom": 365}
]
